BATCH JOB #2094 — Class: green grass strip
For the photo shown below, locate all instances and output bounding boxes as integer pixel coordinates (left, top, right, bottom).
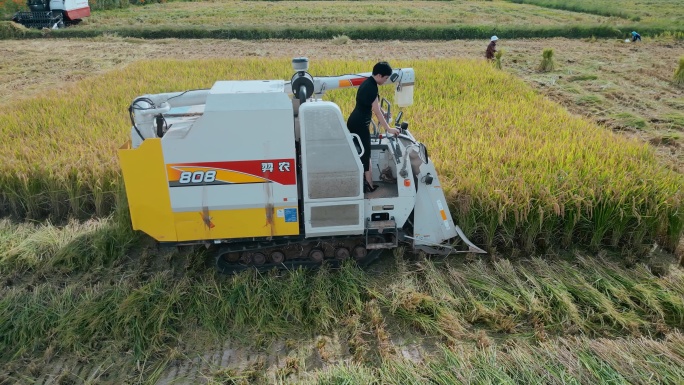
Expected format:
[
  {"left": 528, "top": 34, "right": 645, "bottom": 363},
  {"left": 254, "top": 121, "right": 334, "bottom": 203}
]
[
  {"left": 505, "top": 0, "right": 634, "bottom": 19},
  {"left": 3, "top": 22, "right": 683, "bottom": 40}
]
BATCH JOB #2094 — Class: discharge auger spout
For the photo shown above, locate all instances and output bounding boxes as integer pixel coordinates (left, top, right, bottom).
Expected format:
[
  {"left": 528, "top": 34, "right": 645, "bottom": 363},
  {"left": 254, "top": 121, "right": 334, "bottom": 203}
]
[{"left": 288, "top": 57, "right": 415, "bottom": 106}]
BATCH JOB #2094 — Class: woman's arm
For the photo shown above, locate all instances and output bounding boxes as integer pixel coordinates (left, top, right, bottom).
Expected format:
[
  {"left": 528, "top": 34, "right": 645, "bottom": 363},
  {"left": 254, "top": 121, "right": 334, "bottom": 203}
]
[{"left": 372, "top": 98, "right": 400, "bottom": 135}]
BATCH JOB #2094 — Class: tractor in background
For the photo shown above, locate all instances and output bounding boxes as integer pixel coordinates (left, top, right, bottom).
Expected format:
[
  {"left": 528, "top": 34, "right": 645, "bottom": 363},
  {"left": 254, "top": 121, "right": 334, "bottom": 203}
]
[{"left": 12, "top": 0, "right": 90, "bottom": 29}]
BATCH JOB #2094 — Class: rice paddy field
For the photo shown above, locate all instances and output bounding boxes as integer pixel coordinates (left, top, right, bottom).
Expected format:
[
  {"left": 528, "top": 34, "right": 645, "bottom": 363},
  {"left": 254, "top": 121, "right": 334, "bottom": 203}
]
[
  {"left": 3, "top": 0, "right": 684, "bottom": 39},
  {"left": 1, "top": 58, "right": 682, "bottom": 252},
  {"left": 1, "top": 0, "right": 683, "bottom": 383},
  {"left": 84, "top": 1, "right": 612, "bottom": 29},
  {"left": 1, "top": 52, "right": 682, "bottom": 384}
]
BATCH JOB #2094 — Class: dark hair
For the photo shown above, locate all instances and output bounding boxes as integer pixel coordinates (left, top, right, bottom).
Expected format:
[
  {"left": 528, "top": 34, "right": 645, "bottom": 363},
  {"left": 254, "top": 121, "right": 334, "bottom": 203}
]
[{"left": 372, "top": 61, "right": 392, "bottom": 77}]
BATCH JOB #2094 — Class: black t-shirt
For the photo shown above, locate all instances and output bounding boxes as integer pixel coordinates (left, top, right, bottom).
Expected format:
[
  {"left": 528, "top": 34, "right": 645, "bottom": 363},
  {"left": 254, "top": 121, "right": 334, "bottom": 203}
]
[{"left": 347, "top": 76, "right": 378, "bottom": 129}]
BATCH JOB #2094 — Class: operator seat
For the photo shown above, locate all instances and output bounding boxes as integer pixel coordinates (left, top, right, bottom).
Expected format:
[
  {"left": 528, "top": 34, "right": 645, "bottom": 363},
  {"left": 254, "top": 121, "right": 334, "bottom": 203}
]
[{"left": 299, "top": 101, "right": 362, "bottom": 199}]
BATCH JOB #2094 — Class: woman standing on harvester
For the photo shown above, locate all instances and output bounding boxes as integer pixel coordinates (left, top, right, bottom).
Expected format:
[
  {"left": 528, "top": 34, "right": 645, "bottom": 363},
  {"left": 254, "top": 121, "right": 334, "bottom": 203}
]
[{"left": 347, "top": 61, "right": 401, "bottom": 193}]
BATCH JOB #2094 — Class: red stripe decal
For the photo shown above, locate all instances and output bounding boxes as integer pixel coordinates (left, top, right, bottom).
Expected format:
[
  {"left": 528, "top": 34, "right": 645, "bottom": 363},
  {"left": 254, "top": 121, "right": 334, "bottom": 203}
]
[
  {"left": 65, "top": 7, "right": 90, "bottom": 20},
  {"left": 168, "top": 159, "right": 296, "bottom": 185},
  {"left": 350, "top": 77, "right": 366, "bottom": 86}
]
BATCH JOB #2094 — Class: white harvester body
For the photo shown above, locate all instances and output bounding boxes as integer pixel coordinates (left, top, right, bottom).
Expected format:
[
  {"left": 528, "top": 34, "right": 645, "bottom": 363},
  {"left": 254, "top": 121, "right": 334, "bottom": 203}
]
[{"left": 118, "top": 58, "right": 484, "bottom": 270}]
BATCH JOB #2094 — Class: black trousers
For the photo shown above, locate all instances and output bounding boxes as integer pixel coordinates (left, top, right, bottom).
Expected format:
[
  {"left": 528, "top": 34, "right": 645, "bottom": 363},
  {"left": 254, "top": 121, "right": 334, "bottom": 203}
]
[{"left": 347, "top": 122, "right": 371, "bottom": 172}]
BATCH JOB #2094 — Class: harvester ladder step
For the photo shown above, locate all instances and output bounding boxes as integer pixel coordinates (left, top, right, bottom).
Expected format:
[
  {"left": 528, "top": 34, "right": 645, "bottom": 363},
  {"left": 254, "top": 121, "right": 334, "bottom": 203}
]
[{"left": 365, "top": 219, "right": 398, "bottom": 250}]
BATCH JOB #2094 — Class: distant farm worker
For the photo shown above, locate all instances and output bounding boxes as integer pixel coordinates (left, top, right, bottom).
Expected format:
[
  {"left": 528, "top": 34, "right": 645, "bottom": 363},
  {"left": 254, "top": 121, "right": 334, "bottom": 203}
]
[
  {"left": 486, "top": 36, "right": 498, "bottom": 60},
  {"left": 631, "top": 31, "right": 642, "bottom": 42},
  {"left": 347, "top": 61, "right": 401, "bottom": 193}
]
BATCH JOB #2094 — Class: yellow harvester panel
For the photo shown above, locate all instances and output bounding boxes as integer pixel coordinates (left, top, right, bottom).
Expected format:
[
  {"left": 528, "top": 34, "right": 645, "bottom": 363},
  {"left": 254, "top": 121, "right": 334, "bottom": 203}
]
[
  {"left": 119, "top": 140, "right": 301, "bottom": 242},
  {"left": 118, "top": 139, "right": 177, "bottom": 241},
  {"left": 173, "top": 207, "right": 300, "bottom": 242}
]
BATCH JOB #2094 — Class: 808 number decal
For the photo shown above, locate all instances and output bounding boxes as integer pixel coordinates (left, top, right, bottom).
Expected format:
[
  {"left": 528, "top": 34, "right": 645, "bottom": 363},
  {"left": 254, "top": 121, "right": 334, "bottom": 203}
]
[{"left": 179, "top": 171, "right": 217, "bottom": 184}]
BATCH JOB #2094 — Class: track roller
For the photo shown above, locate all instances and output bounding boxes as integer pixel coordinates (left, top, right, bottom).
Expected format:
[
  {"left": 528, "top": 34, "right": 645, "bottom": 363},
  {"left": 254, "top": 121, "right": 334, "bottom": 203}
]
[
  {"left": 270, "top": 250, "right": 285, "bottom": 264},
  {"left": 240, "top": 252, "right": 252, "bottom": 264},
  {"left": 334, "top": 247, "right": 350, "bottom": 260},
  {"left": 309, "top": 248, "right": 325, "bottom": 263},
  {"left": 352, "top": 245, "right": 368, "bottom": 260},
  {"left": 252, "top": 252, "right": 266, "bottom": 266}
]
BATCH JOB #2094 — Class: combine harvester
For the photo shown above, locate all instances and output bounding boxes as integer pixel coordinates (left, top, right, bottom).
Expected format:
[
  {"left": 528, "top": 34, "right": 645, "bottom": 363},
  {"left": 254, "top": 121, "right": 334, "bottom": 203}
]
[
  {"left": 118, "top": 58, "right": 485, "bottom": 272},
  {"left": 12, "top": 0, "right": 90, "bottom": 29}
]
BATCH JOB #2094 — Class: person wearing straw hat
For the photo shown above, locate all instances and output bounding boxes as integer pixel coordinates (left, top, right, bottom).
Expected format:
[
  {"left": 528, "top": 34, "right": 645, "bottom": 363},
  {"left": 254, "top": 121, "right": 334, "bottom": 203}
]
[{"left": 486, "top": 36, "right": 498, "bottom": 60}]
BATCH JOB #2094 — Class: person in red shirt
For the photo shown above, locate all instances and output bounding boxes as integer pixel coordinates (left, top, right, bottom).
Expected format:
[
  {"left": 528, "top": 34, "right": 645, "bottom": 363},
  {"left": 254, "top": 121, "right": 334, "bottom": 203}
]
[{"left": 485, "top": 36, "right": 498, "bottom": 60}]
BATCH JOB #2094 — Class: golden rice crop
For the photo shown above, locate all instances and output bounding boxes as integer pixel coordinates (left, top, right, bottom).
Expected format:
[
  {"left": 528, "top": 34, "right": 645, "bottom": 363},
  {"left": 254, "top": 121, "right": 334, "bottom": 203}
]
[
  {"left": 674, "top": 56, "right": 684, "bottom": 86},
  {"left": 0, "top": 58, "right": 681, "bottom": 251}
]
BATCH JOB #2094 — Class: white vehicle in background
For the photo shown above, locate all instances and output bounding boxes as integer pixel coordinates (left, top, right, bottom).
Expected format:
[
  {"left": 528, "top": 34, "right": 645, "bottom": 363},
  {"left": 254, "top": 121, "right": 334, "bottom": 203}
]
[{"left": 12, "top": 0, "right": 90, "bottom": 29}]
